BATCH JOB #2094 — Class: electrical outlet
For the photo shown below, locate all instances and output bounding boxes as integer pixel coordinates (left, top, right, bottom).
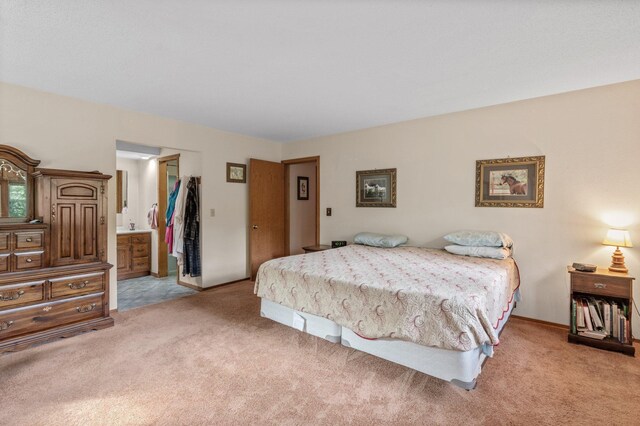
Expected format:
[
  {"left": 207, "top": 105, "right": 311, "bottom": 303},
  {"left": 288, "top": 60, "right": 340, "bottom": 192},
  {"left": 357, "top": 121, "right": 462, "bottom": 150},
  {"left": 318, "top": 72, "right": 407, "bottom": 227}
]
[
  {"left": 210, "top": 208, "right": 215, "bottom": 217},
  {"left": 326, "top": 207, "right": 332, "bottom": 216}
]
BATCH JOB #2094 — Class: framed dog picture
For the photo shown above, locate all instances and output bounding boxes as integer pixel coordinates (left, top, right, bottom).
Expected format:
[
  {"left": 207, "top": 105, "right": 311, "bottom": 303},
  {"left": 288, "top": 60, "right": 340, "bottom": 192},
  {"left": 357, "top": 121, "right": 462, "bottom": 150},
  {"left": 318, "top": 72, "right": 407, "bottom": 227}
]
[{"left": 475, "top": 156, "right": 545, "bottom": 208}]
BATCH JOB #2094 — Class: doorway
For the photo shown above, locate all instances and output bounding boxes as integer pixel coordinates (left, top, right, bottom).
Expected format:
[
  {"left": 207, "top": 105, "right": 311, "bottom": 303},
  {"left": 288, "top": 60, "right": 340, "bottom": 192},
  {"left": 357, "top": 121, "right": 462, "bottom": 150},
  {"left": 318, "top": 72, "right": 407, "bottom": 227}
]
[
  {"left": 115, "top": 147, "right": 198, "bottom": 312},
  {"left": 283, "top": 156, "right": 319, "bottom": 256},
  {"left": 248, "top": 156, "right": 320, "bottom": 278}
]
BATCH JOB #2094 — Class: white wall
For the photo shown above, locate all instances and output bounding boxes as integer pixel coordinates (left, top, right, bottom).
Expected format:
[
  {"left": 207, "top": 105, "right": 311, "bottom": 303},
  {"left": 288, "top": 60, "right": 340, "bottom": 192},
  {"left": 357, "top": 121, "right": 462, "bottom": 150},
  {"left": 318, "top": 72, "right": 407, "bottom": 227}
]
[
  {"left": 137, "top": 157, "right": 159, "bottom": 273},
  {"left": 3, "top": 78, "right": 639, "bottom": 330},
  {"left": 282, "top": 80, "right": 640, "bottom": 332},
  {"left": 0, "top": 81, "right": 281, "bottom": 309},
  {"left": 289, "top": 162, "right": 317, "bottom": 254}
]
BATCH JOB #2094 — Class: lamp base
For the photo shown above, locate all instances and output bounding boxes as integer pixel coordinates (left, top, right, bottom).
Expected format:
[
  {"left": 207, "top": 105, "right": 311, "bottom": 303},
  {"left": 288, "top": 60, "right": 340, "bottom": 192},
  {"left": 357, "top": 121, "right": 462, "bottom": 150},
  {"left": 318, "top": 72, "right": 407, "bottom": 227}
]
[{"left": 608, "top": 247, "right": 628, "bottom": 274}]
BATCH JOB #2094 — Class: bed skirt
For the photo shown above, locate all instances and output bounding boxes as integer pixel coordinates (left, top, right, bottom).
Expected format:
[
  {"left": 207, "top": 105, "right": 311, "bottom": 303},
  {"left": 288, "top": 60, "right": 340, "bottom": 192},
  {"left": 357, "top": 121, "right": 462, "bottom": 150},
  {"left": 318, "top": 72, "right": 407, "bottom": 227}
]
[{"left": 259, "top": 288, "right": 519, "bottom": 389}]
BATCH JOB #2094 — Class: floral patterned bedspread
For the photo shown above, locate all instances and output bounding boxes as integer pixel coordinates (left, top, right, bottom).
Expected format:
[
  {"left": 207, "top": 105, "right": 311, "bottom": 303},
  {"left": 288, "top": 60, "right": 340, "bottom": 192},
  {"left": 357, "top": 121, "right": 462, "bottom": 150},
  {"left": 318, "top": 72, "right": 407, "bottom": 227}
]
[{"left": 255, "top": 245, "right": 520, "bottom": 351}]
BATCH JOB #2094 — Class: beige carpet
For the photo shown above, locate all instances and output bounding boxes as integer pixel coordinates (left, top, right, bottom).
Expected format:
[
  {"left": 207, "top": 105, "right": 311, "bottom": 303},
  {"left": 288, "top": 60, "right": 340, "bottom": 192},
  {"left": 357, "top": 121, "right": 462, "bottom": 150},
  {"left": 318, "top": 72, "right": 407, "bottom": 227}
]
[{"left": 1, "top": 281, "right": 639, "bottom": 425}]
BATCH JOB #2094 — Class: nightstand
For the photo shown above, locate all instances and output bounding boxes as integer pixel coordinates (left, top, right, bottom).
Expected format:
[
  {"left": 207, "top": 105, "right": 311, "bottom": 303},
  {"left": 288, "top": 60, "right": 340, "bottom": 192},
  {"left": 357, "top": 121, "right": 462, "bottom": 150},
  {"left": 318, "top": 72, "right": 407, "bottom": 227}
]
[
  {"left": 302, "top": 245, "right": 331, "bottom": 254},
  {"left": 567, "top": 266, "right": 635, "bottom": 356}
]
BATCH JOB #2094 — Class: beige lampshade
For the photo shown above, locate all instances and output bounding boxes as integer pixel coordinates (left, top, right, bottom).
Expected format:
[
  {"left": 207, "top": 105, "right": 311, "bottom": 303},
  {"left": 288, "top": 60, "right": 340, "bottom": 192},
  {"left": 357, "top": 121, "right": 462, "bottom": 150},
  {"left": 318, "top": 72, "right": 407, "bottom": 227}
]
[{"left": 602, "top": 228, "right": 633, "bottom": 248}]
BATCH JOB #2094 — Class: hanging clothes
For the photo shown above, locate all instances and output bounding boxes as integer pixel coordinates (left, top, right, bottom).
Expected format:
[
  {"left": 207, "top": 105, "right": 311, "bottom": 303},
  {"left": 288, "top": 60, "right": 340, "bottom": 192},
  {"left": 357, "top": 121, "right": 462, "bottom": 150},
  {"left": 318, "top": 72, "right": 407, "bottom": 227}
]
[
  {"left": 147, "top": 203, "right": 158, "bottom": 229},
  {"left": 171, "top": 175, "right": 189, "bottom": 263},
  {"left": 183, "top": 177, "right": 201, "bottom": 277},
  {"left": 165, "top": 180, "right": 181, "bottom": 253}
]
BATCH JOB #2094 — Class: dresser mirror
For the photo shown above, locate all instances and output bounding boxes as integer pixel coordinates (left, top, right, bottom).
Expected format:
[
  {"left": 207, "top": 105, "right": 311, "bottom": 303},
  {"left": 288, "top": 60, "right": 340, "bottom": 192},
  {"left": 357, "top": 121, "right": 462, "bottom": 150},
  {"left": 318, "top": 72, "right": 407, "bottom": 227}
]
[{"left": 0, "top": 145, "right": 40, "bottom": 223}]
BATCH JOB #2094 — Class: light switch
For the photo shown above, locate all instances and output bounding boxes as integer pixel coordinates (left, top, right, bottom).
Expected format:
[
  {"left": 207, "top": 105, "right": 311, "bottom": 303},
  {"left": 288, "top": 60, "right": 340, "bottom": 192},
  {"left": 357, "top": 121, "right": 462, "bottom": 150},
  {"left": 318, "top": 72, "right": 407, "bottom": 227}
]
[
  {"left": 210, "top": 208, "right": 215, "bottom": 217},
  {"left": 326, "top": 207, "right": 332, "bottom": 216}
]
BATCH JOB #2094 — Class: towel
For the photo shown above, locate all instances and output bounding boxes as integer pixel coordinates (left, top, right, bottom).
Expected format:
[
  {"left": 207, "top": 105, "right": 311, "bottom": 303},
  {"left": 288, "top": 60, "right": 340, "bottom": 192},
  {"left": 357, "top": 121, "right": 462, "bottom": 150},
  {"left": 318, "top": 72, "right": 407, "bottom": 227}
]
[{"left": 147, "top": 205, "right": 158, "bottom": 229}]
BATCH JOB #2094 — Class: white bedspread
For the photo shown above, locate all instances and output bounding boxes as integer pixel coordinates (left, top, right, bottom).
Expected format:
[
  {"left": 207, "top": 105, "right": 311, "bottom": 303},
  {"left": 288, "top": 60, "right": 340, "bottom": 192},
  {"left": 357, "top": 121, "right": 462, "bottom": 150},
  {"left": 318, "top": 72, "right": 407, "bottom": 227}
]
[{"left": 255, "top": 245, "right": 520, "bottom": 351}]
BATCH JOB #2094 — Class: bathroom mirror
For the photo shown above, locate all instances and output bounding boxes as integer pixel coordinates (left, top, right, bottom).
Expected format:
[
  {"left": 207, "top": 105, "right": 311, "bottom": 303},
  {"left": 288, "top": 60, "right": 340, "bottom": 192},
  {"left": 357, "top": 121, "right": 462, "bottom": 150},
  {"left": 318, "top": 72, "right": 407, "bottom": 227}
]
[
  {"left": 0, "top": 145, "right": 40, "bottom": 222},
  {"left": 116, "top": 170, "right": 128, "bottom": 213}
]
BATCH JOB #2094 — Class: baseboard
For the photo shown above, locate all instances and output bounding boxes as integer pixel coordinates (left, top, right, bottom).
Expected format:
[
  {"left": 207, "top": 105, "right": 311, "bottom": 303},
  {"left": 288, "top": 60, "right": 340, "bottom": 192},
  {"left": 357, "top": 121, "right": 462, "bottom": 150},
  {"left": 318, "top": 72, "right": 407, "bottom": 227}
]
[
  {"left": 176, "top": 280, "right": 203, "bottom": 291},
  {"left": 204, "top": 277, "right": 251, "bottom": 290},
  {"left": 511, "top": 314, "right": 568, "bottom": 330},
  {"left": 511, "top": 314, "right": 639, "bottom": 344},
  {"left": 176, "top": 277, "right": 250, "bottom": 292},
  {"left": 150, "top": 272, "right": 160, "bottom": 278}
]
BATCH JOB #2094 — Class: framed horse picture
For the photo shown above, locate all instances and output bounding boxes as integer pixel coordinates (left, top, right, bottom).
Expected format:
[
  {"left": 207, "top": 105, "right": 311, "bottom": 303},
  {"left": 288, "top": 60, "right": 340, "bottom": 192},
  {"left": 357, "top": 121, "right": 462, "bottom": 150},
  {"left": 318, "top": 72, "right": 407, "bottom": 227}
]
[
  {"left": 475, "top": 156, "right": 545, "bottom": 208},
  {"left": 356, "top": 168, "right": 397, "bottom": 207}
]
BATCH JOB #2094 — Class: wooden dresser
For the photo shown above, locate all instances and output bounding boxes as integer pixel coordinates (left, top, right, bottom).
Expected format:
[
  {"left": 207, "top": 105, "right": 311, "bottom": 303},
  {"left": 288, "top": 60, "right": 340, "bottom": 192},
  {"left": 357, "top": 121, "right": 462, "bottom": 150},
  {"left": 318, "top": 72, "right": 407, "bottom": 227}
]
[
  {"left": 0, "top": 146, "right": 113, "bottom": 354},
  {"left": 117, "top": 232, "right": 151, "bottom": 280}
]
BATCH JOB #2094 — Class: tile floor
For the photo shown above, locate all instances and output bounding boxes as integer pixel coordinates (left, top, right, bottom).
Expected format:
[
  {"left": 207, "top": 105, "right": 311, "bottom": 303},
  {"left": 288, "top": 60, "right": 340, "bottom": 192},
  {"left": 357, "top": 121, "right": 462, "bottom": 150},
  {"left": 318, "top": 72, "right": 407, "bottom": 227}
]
[{"left": 117, "top": 273, "right": 198, "bottom": 311}]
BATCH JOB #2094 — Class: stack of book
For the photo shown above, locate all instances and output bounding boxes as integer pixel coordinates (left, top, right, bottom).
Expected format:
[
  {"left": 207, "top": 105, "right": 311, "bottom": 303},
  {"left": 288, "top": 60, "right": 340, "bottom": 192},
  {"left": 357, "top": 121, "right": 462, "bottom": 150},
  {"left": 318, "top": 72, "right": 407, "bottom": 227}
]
[{"left": 571, "top": 297, "right": 630, "bottom": 343}]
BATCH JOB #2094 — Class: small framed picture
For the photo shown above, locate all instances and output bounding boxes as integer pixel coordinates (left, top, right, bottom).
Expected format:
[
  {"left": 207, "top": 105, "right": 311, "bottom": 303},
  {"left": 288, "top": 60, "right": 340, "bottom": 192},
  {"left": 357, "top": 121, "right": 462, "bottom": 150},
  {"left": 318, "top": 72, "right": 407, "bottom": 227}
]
[
  {"left": 297, "top": 176, "right": 309, "bottom": 200},
  {"left": 226, "top": 162, "right": 246, "bottom": 183},
  {"left": 356, "top": 168, "right": 397, "bottom": 207},
  {"left": 475, "top": 156, "right": 545, "bottom": 208}
]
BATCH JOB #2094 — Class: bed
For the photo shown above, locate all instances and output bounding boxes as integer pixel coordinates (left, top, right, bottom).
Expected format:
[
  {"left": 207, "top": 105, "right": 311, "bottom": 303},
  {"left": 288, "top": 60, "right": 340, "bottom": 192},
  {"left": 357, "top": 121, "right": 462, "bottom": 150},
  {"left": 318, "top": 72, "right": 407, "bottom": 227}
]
[{"left": 254, "top": 244, "right": 520, "bottom": 389}]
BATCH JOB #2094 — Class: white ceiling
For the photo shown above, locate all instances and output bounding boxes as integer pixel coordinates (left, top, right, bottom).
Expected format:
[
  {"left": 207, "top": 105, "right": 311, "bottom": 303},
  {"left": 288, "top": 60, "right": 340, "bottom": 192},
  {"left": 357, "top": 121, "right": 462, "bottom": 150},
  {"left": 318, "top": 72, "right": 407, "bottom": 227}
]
[{"left": 1, "top": 1, "right": 639, "bottom": 142}]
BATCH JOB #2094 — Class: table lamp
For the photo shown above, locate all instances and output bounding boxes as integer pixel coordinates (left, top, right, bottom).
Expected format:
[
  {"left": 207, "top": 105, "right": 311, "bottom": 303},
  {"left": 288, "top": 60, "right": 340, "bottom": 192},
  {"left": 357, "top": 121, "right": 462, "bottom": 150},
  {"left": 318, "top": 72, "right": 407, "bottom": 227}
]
[{"left": 602, "top": 228, "right": 632, "bottom": 273}]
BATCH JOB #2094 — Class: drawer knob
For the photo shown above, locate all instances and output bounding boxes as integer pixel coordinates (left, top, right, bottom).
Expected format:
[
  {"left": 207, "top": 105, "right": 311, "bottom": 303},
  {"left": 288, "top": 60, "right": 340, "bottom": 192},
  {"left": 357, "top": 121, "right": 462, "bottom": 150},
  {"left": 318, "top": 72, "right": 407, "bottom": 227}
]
[
  {"left": 76, "top": 303, "right": 97, "bottom": 313},
  {"left": 25, "top": 237, "right": 33, "bottom": 242},
  {"left": 68, "top": 280, "right": 90, "bottom": 290},
  {"left": 0, "top": 290, "right": 25, "bottom": 301},
  {"left": 0, "top": 321, "right": 14, "bottom": 331},
  {"left": 25, "top": 258, "right": 33, "bottom": 263},
  {"left": 594, "top": 282, "right": 607, "bottom": 289}
]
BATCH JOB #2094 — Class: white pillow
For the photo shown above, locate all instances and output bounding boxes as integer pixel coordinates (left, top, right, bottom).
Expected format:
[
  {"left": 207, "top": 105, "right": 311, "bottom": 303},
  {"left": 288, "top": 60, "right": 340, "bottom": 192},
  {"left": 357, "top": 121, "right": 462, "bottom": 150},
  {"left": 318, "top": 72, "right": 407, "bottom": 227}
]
[
  {"left": 443, "top": 230, "right": 513, "bottom": 248},
  {"left": 354, "top": 232, "right": 408, "bottom": 248},
  {"left": 444, "top": 245, "right": 512, "bottom": 260}
]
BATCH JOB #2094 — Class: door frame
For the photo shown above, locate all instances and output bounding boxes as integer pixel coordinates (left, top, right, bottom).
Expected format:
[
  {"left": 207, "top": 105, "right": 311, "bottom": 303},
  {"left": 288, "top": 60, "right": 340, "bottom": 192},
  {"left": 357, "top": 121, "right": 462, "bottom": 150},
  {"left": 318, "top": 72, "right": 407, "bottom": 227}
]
[
  {"left": 157, "top": 154, "right": 180, "bottom": 278},
  {"left": 282, "top": 156, "right": 320, "bottom": 256}
]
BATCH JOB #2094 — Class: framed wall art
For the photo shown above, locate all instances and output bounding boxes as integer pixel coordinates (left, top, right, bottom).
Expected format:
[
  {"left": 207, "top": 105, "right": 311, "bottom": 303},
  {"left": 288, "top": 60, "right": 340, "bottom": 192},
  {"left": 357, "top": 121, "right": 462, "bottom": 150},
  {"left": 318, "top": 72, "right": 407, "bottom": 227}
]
[
  {"left": 226, "top": 162, "right": 246, "bottom": 183},
  {"left": 356, "top": 168, "right": 397, "bottom": 207},
  {"left": 297, "top": 176, "right": 309, "bottom": 200},
  {"left": 475, "top": 156, "right": 545, "bottom": 208}
]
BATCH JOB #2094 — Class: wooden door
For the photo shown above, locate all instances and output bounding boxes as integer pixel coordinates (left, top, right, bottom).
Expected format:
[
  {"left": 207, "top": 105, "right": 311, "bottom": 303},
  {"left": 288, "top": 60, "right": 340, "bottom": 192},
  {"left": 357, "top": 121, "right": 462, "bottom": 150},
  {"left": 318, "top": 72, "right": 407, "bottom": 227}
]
[
  {"left": 249, "top": 159, "right": 285, "bottom": 279},
  {"left": 50, "top": 179, "right": 103, "bottom": 266},
  {"left": 157, "top": 155, "right": 180, "bottom": 278}
]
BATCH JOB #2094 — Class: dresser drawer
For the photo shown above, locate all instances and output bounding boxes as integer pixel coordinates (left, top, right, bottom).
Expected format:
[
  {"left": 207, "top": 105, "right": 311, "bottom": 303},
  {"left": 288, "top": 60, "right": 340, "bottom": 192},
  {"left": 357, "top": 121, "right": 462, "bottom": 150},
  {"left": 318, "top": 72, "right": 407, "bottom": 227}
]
[
  {"left": 14, "top": 251, "right": 44, "bottom": 270},
  {"left": 117, "top": 235, "right": 131, "bottom": 246},
  {"left": 0, "top": 293, "right": 104, "bottom": 340},
  {"left": 0, "top": 280, "right": 45, "bottom": 310},
  {"left": 132, "top": 257, "right": 150, "bottom": 272},
  {"left": 132, "top": 243, "right": 149, "bottom": 258},
  {"left": 49, "top": 272, "right": 105, "bottom": 299},
  {"left": 0, "top": 233, "right": 9, "bottom": 251},
  {"left": 571, "top": 274, "right": 631, "bottom": 298},
  {"left": 0, "top": 253, "right": 9, "bottom": 273},
  {"left": 14, "top": 231, "right": 44, "bottom": 250},
  {"left": 131, "top": 235, "right": 149, "bottom": 245}
]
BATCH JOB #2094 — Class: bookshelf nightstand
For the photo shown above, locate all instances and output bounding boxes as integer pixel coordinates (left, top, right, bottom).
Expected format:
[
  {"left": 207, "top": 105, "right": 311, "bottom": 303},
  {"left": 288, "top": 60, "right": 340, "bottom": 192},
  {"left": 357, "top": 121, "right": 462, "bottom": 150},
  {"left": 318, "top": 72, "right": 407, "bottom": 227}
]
[{"left": 568, "top": 266, "right": 635, "bottom": 356}]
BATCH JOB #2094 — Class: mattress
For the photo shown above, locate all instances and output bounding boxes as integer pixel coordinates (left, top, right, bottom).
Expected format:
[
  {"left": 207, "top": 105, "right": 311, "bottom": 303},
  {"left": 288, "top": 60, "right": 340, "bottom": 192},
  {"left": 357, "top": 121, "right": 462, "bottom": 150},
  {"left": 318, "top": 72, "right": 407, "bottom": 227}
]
[{"left": 255, "top": 245, "right": 520, "bottom": 351}]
